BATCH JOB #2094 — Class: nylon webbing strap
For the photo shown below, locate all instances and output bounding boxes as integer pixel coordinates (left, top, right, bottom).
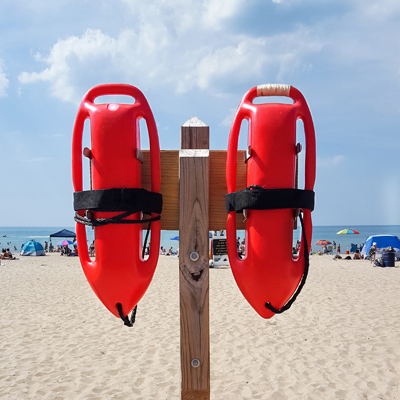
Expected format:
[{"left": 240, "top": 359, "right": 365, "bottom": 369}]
[
  {"left": 73, "top": 188, "right": 162, "bottom": 227},
  {"left": 225, "top": 186, "right": 315, "bottom": 213},
  {"left": 74, "top": 188, "right": 162, "bottom": 214}
]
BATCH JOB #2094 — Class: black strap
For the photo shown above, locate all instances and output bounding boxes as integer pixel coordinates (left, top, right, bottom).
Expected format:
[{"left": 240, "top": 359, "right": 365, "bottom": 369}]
[
  {"left": 225, "top": 185, "right": 314, "bottom": 213},
  {"left": 265, "top": 212, "right": 309, "bottom": 314},
  {"left": 74, "top": 188, "right": 162, "bottom": 227},
  {"left": 117, "top": 303, "right": 137, "bottom": 327},
  {"left": 74, "top": 188, "right": 162, "bottom": 214}
]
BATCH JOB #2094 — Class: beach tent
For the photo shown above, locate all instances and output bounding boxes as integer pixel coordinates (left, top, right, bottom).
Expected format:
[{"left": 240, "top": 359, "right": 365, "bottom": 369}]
[
  {"left": 21, "top": 240, "right": 45, "bottom": 256},
  {"left": 49, "top": 229, "right": 76, "bottom": 238},
  {"left": 361, "top": 235, "right": 400, "bottom": 258}
]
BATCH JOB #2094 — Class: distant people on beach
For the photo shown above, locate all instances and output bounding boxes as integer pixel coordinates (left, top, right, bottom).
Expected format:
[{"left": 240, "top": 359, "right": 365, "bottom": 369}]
[
  {"left": 369, "top": 242, "right": 377, "bottom": 262},
  {"left": 89, "top": 241, "right": 95, "bottom": 257},
  {"left": 332, "top": 241, "right": 336, "bottom": 250},
  {"left": 337, "top": 244, "right": 341, "bottom": 254},
  {"left": 239, "top": 238, "right": 245, "bottom": 257},
  {"left": 68, "top": 245, "right": 79, "bottom": 257},
  {"left": 0, "top": 248, "right": 14, "bottom": 259},
  {"left": 163, "top": 247, "right": 178, "bottom": 256},
  {"left": 353, "top": 250, "right": 363, "bottom": 260},
  {"left": 60, "top": 245, "right": 71, "bottom": 256},
  {"left": 236, "top": 237, "right": 242, "bottom": 258},
  {"left": 44, "top": 241, "right": 48, "bottom": 252}
]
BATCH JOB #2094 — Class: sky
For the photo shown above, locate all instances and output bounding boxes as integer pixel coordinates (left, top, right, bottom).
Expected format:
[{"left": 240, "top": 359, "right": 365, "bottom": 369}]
[{"left": 0, "top": 0, "right": 399, "bottom": 227}]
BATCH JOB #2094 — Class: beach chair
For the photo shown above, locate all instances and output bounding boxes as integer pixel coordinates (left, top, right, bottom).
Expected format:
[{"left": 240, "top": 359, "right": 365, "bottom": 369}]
[{"left": 327, "top": 245, "right": 333, "bottom": 254}]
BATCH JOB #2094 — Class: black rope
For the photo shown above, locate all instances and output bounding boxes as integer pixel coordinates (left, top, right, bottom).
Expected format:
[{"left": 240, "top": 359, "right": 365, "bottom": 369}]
[
  {"left": 74, "top": 211, "right": 160, "bottom": 227},
  {"left": 142, "top": 222, "right": 151, "bottom": 259},
  {"left": 265, "top": 211, "right": 309, "bottom": 314},
  {"left": 114, "top": 222, "right": 151, "bottom": 327},
  {"left": 117, "top": 303, "right": 137, "bottom": 327}
]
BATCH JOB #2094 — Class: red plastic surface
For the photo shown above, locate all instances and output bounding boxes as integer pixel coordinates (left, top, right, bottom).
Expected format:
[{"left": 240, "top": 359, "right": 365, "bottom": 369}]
[
  {"left": 226, "top": 85, "right": 316, "bottom": 318},
  {"left": 72, "top": 84, "right": 161, "bottom": 318}
]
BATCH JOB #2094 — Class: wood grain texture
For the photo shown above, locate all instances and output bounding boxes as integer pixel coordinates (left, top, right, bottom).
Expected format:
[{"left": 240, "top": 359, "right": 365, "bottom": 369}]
[
  {"left": 142, "top": 150, "right": 246, "bottom": 231},
  {"left": 179, "top": 122, "right": 210, "bottom": 400},
  {"left": 142, "top": 150, "right": 179, "bottom": 230}
]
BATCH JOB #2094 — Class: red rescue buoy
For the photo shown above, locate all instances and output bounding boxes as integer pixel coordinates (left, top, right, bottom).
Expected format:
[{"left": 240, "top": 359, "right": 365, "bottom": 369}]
[
  {"left": 225, "top": 84, "right": 316, "bottom": 319},
  {"left": 72, "top": 84, "right": 162, "bottom": 325}
]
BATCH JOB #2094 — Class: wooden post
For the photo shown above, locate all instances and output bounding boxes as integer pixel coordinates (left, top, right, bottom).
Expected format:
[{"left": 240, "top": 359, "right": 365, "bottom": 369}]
[{"left": 179, "top": 117, "right": 210, "bottom": 400}]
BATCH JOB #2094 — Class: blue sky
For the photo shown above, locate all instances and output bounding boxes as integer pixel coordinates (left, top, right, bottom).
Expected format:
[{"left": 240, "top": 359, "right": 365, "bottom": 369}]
[{"left": 0, "top": 0, "right": 399, "bottom": 227}]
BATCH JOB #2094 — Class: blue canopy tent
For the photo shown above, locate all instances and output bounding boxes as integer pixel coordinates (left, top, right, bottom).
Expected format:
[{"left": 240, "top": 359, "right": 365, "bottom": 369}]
[
  {"left": 361, "top": 235, "right": 400, "bottom": 258},
  {"left": 21, "top": 240, "right": 45, "bottom": 256},
  {"left": 170, "top": 232, "right": 213, "bottom": 240},
  {"left": 50, "top": 229, "right": 76, "bottom": 238}
]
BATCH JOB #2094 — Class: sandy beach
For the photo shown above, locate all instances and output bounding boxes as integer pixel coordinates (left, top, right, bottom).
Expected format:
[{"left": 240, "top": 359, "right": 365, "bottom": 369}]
[{"left": 0, "top": 252, "right": 399, "bottom": 399}]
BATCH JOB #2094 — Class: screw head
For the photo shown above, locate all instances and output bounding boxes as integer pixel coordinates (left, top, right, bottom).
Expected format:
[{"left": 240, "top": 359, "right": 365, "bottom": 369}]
[{"left": 191, "top": 358, "right": 200, "bottom": 368}]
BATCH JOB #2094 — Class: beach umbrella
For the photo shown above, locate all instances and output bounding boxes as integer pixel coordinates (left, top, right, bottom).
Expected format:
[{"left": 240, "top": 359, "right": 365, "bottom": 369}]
[
  {"left": 20, "top": 240, "right": 45, "bottom": 256},
  {"left": 336, "top": 228, "right": 360, "bottom": 235},
  {"left": 57, "top": 240, "right": 73, "bottom": 246},
  {"left": 315, "top": 240, "right": 332, "bottom": 246},
  {"left": 337, "top": 228, "right": 360, "bottom": 250}
]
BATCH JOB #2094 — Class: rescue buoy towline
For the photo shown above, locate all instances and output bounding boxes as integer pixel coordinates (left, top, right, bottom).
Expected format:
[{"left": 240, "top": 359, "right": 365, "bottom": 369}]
[
  {"left": 72, "top": 84, "right": 162, "bottom": 326},
  {"left": 225, "top": 84, "right": 316, "bottom": 319}
]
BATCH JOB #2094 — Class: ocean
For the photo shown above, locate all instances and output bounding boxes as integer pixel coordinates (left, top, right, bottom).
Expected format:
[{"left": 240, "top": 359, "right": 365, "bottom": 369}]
[{"left": 1, "top": 225, "right": 400, "bottom": 254}]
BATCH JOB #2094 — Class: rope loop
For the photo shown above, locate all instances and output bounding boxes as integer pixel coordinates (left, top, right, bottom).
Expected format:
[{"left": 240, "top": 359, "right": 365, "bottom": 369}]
[
  {"left": 117, "top": 303, "right": 138, "bottom": 327},
  {"left": 265, "top": 211, "right": 309, "bottom": 314},
  {"left": 74, "top": 211, "right": 160, "bottom": 227}
]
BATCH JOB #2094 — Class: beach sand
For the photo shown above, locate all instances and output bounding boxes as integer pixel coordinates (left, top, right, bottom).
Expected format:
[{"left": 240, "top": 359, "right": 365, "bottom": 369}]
[{"left": 0, "top": 253, "right": 399, "bottom": 399}]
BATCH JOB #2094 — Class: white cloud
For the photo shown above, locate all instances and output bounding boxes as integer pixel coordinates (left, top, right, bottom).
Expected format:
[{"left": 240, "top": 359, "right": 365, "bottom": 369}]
[
  {"left": 17, "top": 0, "right": 326, "bottom": 103},
  {"left": 202, "top": 0, "right": 244, "bottom": 29},
  {"left": 354, "top": 0, "right": 400, "bottom": 20},
  {"left": 189, "top": 38, "right": 267, "bottom": 92},
  {"left": 221, "top": 108, "right": 238, "bottom": 127},
  {"left": 120, "top": 0, "right": 242, "bottom": 32},
  {"left": 317, "top": 155, "right": 344, "bottom": 167},
  {"left": 18, "top": 23, "right": 324, "bottom": 103},
  {"left": 0, "top": 59, "right": 9, "bottom": 97},
  {"left": 19, "top": 29, "right": 118, "bottom": 103}
]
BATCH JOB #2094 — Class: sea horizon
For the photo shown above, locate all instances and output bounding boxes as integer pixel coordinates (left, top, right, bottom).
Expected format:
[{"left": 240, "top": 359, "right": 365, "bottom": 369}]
[{"left": 2, "top": 224, "right": 400, "bottom": 254}]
